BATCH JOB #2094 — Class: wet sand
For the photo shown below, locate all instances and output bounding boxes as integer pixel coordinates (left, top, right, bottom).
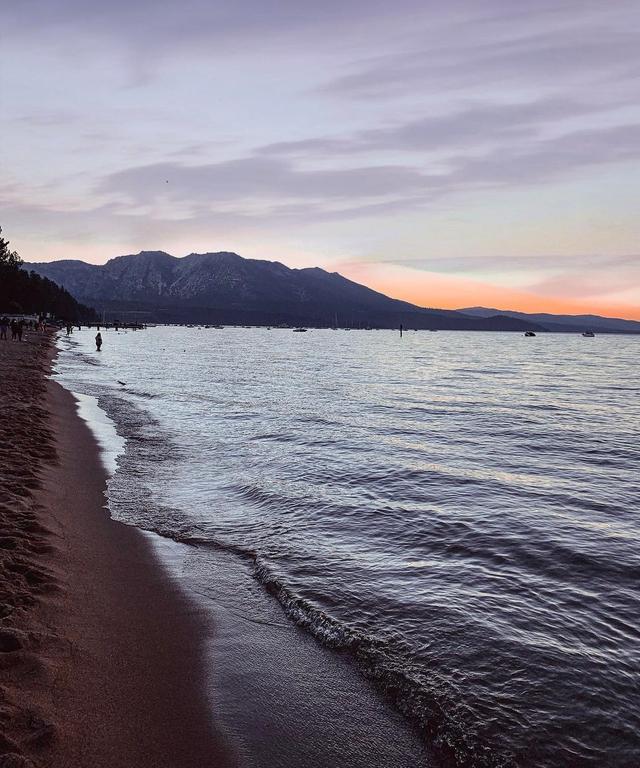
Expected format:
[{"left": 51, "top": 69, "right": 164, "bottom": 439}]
[{"left": 0, "top": 333, "right": 234, "bottom": 767}]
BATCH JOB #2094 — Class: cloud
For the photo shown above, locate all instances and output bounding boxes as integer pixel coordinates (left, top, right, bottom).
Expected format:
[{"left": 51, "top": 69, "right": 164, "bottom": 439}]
[
  {"left": 96, "top": 121, "right": 640, "bottom": 218},
  {"left": 6, "top": 1, "right": 638, "bottom": 96},
  {"left": 317, "top": 3, "right": 640, "bottom": 100},
  {"left": 374, "top": 253, "right": 640, "bottom": 276},
  {"left": 525, "top": 266, "right": 640, "bottom": 298},
  {"left": 258, "top": 97, "right": 616, "bottom": 158},
  {"left": 5, "top": 117, "right": 639, "bottom": 251},
  {"left": 98, "top": 156, "right": 434, "bottom": 206},
  {"left": 16, "top": 110, "right": 79, "bottom": 128},
  {"left": 443, "top": 123, "right": 640, "bottom": 188},
  {"left": 2, "top": 1, "right": 423, "bottom": 58}
]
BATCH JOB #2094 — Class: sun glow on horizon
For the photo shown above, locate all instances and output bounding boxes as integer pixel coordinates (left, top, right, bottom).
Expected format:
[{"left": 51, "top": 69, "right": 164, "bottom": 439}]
[
  {"left": 16, "top": 235, "right": 640, "bottom": 322},
  {"left": 338, "top": 262, "right": 640, "bottom": 322}
]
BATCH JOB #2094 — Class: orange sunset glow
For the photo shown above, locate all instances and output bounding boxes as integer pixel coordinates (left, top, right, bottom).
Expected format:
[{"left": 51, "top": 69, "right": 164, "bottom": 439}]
[{"left": 339, "top": 263, "right": 640, "bottom": 321}]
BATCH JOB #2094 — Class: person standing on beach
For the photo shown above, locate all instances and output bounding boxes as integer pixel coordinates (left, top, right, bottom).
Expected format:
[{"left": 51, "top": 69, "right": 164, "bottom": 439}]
[
  {"left": 95, "top": 332, "right": 102, "bottom": 351},
  {"left": 16, "top": 320, "right": 24, "bottom": 342},
  {"left": 0, "top": 316, "right": 8, "bottom": 340}
]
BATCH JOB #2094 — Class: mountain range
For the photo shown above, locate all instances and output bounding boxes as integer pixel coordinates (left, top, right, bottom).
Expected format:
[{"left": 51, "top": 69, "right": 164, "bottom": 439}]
[
  {"left": 458, "top": 307, "right": 640, "bottom": 334},
  {"left": 23, "top": 251, "right": 638, "bottom": 332}
]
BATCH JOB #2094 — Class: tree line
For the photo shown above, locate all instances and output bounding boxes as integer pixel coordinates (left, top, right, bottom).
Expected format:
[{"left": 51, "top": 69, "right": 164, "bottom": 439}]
[{"left": 0, "top": 226, "right": 97, "bottom": 321}]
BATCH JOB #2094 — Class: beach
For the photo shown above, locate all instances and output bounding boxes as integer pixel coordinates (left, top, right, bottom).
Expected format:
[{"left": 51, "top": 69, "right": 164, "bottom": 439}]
[
  {"left": 3, "top": 327, "right": 637, "bottom": 768},
  {"left": 0, "top": 332, "right": 234, "bottom": 768}
]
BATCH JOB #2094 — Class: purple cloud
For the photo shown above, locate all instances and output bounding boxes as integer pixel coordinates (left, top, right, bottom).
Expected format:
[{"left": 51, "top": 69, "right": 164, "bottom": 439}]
[
  {"left": 97, "top": 122, "right": 640, "bottom": 215},
  {"left": 317, "top": 3, "right": 640, "bottom": 100},
  {"left": 259, "top": 98, "right": 617, "bottom": 158},
  {"left": 380, "top": 254, "right": 640, "bottom": 276},
  {"left": 99, "top": 157, "right": 434, "bottom": 204}
]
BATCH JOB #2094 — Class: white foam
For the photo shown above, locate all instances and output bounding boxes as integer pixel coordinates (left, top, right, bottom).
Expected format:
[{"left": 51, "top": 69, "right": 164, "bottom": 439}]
[{"left": 73, "top": 392, "right": 126, "bottom": 477}]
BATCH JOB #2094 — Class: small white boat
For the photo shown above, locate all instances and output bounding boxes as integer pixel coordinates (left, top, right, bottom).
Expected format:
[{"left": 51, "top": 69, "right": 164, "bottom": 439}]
[
  {"left": 293, "top": 327, "right": 308, "bottom": 332},
  {"left": 524, "top": 330, "right": 536, "bottom": 337},
  {"left": 582, "top": 330, "right": 595, "bottom": 337}
]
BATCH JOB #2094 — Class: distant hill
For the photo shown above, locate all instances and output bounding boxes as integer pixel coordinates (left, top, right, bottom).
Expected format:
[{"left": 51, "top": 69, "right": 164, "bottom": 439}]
[
  {"left": 24, "top": 251, "right": 541, "bottom": 331},
  {"left": 459, "top": 307, "right": 640, "bottom": 334}
]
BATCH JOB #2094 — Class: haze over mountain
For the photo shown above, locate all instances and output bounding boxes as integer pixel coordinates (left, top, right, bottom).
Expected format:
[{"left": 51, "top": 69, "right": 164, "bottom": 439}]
[
  {"left": 25, "top": 251, "right": 542, "bottom": 330},
  {"left": 459, "top": 307, "right": 640, "bottom": 334}
]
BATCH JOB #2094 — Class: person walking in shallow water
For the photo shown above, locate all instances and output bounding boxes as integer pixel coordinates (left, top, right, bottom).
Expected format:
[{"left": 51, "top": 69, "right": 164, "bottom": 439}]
[{"left": 95, "top": 332, "right": 102, "bottom": 351}]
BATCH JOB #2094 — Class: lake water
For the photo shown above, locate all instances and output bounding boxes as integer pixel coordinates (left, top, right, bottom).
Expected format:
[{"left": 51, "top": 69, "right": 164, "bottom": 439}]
[{"left": 54, "top": 326, "right": 639, "bottom": 767}]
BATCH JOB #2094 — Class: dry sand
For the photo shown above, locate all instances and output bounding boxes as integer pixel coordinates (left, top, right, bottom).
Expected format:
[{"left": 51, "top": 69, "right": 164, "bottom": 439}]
[{"left": 0, "top": 333, "right": 235, "bottom": 768}]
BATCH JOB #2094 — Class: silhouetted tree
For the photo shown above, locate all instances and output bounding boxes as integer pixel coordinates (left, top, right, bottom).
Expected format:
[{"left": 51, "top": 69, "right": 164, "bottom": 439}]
[
  {"left": 0, "top": 225, "right": 97, "bottom": 321},
  {"left": 0, "top": 226, "right": 23, "bottom": 270}
]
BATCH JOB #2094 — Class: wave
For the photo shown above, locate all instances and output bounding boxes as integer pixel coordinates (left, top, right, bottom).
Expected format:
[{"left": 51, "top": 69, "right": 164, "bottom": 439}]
[
  {"left": 118, "top": 387, "right": 160, "bottom": 400},
  {"left": 127, "top": 513, "right": 512, "bottom": 767},
  {"left": 252, "top": 557, "right": 515, "bottom": 768}
]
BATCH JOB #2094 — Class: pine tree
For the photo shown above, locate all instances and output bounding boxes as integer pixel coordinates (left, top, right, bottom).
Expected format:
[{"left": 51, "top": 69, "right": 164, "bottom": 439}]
[
  {"left": 0, "top": 226, "right": 23, "bottom": 270},
  {"left": 0, "top": 225, "right": 97, "bottom": 320}
]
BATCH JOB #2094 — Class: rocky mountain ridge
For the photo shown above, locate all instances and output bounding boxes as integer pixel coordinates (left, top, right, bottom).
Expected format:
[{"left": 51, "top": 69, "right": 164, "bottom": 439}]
[{"left": 24, "top": 251, "right": 543, "bottom": 330}]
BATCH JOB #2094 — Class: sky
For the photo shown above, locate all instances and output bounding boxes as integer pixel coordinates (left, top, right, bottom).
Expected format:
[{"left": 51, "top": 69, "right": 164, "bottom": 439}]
[{"left": 1, "top": 1, "right": 639, "bottom": 319}]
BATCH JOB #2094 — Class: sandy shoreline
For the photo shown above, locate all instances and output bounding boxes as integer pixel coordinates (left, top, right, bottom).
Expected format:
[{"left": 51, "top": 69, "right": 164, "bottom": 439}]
[{"left": 0, "top": 333, "right": 234, "bottom": 767}]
